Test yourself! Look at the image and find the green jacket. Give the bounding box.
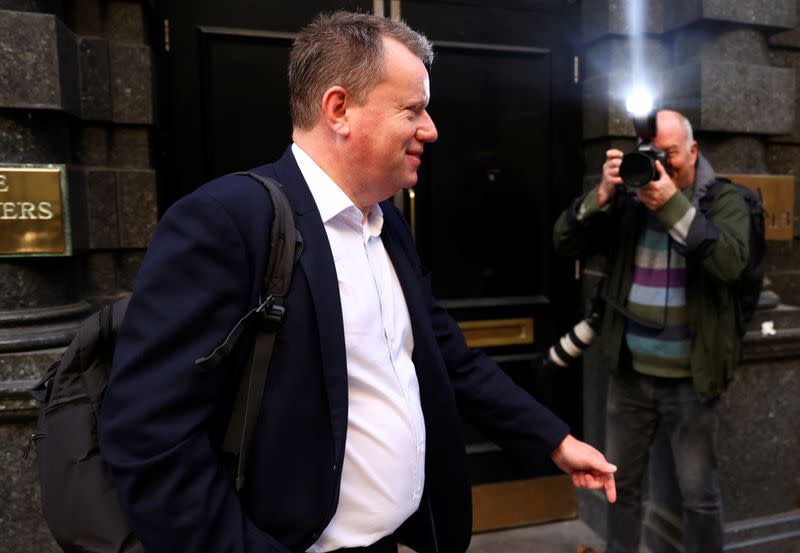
[552,155,750,400]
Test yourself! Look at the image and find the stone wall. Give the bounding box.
[0,2,157,551]
[577,1,800,551]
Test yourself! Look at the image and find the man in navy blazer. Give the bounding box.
[99,11,616,553]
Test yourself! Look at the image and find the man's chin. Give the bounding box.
[382,180,417,203]
[398,175,419,190]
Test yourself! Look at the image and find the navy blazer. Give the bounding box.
[99,147,570,553]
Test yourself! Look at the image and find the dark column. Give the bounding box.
[0,2,157,551]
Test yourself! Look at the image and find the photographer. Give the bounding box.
[553,110,749,553]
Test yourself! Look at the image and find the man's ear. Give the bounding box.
[321,86,350,136]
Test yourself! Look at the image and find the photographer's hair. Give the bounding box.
[661,110,695,151]
[289,11,434,130]
[680,114,695,151]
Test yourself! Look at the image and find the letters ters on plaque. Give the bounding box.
[0,165,70,256]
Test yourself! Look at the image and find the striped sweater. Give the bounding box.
[625,209,691,377]
[580,187,697,378]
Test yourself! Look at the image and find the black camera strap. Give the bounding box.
[602,294,667,330]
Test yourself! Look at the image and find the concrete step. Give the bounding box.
[400,519,606,553]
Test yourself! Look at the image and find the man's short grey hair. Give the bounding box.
[289,11,434,130]
[658,110,696,151]
[679,113,695,151]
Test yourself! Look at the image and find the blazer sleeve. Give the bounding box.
[428,292,570,466]
[379,202,569,465]
[98,186,291,553]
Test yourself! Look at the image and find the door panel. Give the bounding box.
[198,28,294,178]
[421,44,552,298]
[163,0,371,205]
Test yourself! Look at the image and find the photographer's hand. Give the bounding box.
[637,159,677,210]
[597,149,625,207]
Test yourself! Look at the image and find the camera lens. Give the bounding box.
[619,152,656,188]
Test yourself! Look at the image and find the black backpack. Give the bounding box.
[26,173,302,553]
[699,178,766,336]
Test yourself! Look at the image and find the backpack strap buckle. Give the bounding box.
[256,295,285,329]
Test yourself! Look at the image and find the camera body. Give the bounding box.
[618,110,672,189]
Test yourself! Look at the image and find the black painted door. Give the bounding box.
[157,0,584,526]
[158,0,372,207]
[398,0,583,490]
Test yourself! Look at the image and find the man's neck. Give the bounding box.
[292,132,373,217]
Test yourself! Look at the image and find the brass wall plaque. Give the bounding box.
[717,173,796,241]
[0,165,70,256]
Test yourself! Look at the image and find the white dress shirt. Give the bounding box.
[292,144,426,552]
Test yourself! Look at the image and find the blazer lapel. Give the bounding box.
[380,214,425,326]
[272,149,349,465]
[379,209,444,403]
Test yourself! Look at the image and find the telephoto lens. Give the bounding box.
[538,277,606,370]
[544,313,601,369]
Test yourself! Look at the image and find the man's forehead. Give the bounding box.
[656,115,686,144]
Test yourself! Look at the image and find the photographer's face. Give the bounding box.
[654,111,697,190]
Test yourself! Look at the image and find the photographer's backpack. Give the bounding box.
[26,173,301,553]
[699,178,766,336]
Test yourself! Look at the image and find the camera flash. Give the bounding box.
[625,88,654,116]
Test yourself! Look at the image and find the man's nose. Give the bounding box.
[417,110,438,143]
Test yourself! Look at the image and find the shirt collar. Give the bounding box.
[292,143,383,236]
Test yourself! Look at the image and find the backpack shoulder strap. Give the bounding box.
[223,172,302,490]
[81,296,132,410]
[99,296,131,368]
[698,178,727,213]
[242,172,304,299]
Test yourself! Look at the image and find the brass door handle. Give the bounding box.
[407,188,417,243]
